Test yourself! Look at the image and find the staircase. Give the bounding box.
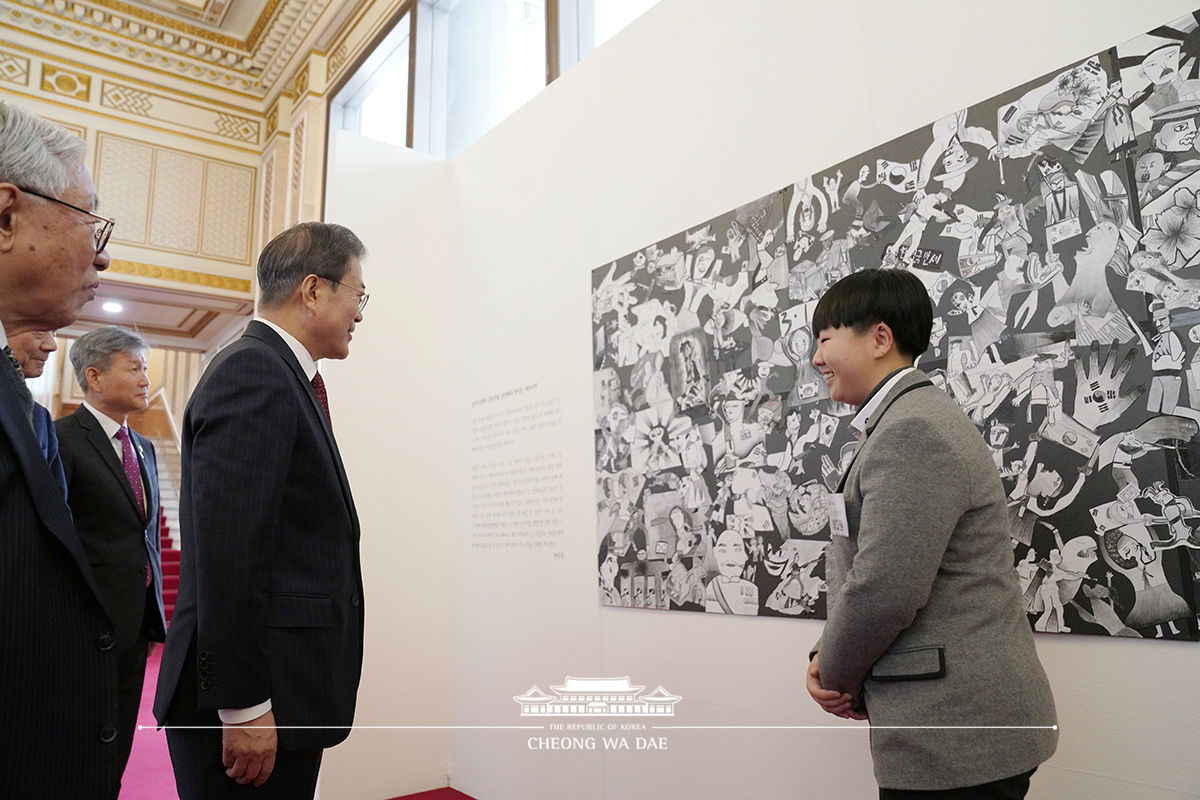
[155,437,183,625]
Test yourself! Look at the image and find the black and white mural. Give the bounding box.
[592,8,1200,640]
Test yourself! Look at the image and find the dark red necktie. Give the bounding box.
[117,426,152,588]
[115,427,146,519]
[311,372,331,425]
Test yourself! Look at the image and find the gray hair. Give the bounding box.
[71,326,149,390]
[257,222,366,309]
[0,100,88,197]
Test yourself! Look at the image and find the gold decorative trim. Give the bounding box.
[294,49,328,103]
[0,47,30,86]
[242,0,289,50]
[40,63,90,101]
[99,80,260,145]
[0,18,267,97]
[108,259,252,294]
[4,0,338,100]
[290,117,305,194]
[0,38,265,108]
[293,63,309,96]
[1,11,260,94]
[8,0,285,51]
[0,88,261,154]
[327,41,349,78]
[262,152,274,245]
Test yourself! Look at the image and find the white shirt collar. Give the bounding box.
[255,317,318,382]
[81,399,125,439]
[849,367,916,438]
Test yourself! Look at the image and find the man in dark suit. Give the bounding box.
[7,327,67,496]
[156,221,368,799]
[56,325,168,787]
[0,99,122,798]
[805,269,1057,798]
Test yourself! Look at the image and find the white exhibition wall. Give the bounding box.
[322,135,454,799]
[326,1,1200,798]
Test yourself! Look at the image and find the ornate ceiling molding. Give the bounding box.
[0,0,337,98]
[123,0,236,29]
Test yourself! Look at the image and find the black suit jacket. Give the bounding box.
[56,406,168,652]
[0,359,122,797]
[155,321,365,751]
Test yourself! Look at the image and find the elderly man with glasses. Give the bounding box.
[0,100,124,799]
[17,184,116,254]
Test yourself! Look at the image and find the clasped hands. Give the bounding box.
[806,654,867,721]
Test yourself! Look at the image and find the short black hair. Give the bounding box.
[257,222,366,309]
[811,269,933,360]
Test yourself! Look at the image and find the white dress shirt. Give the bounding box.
[849,367,916,439]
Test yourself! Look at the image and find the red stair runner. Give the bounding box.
[159,509,181,624]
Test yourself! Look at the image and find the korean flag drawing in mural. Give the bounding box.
[592,7,1200,640]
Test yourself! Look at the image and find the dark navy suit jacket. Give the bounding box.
[155,321,364,754]
[32,402,67,499]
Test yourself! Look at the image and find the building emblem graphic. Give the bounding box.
[514,677,681,717]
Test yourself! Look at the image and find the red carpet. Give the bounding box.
[118,649,477,800]
[119,646,178,800]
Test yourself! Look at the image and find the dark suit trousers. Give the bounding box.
[115,637,149,783]
[166,729,322,800]
[163,638,322,799]
[879,769,1035,800]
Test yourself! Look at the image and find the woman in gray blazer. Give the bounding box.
[805,269,1058,798]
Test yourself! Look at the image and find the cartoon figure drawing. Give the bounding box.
[591,8,1200,638]
[704,529,759,615]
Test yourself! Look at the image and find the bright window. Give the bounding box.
[417,0,547,158]
[329,0,660,158]
[558,0,660,73]
[329,12,411,149]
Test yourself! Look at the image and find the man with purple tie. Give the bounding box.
[55,325,167,792]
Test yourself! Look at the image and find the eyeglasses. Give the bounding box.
[16,186,115,254]
[323,277,370,314]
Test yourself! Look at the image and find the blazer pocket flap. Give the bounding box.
[268,593,333,628]
[869,645,945,682]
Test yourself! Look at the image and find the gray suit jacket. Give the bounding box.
[815,369,1057,790]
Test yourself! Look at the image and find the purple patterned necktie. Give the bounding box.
[311,372,331,425]
[117,427,153,588]
[115,427,146,519]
